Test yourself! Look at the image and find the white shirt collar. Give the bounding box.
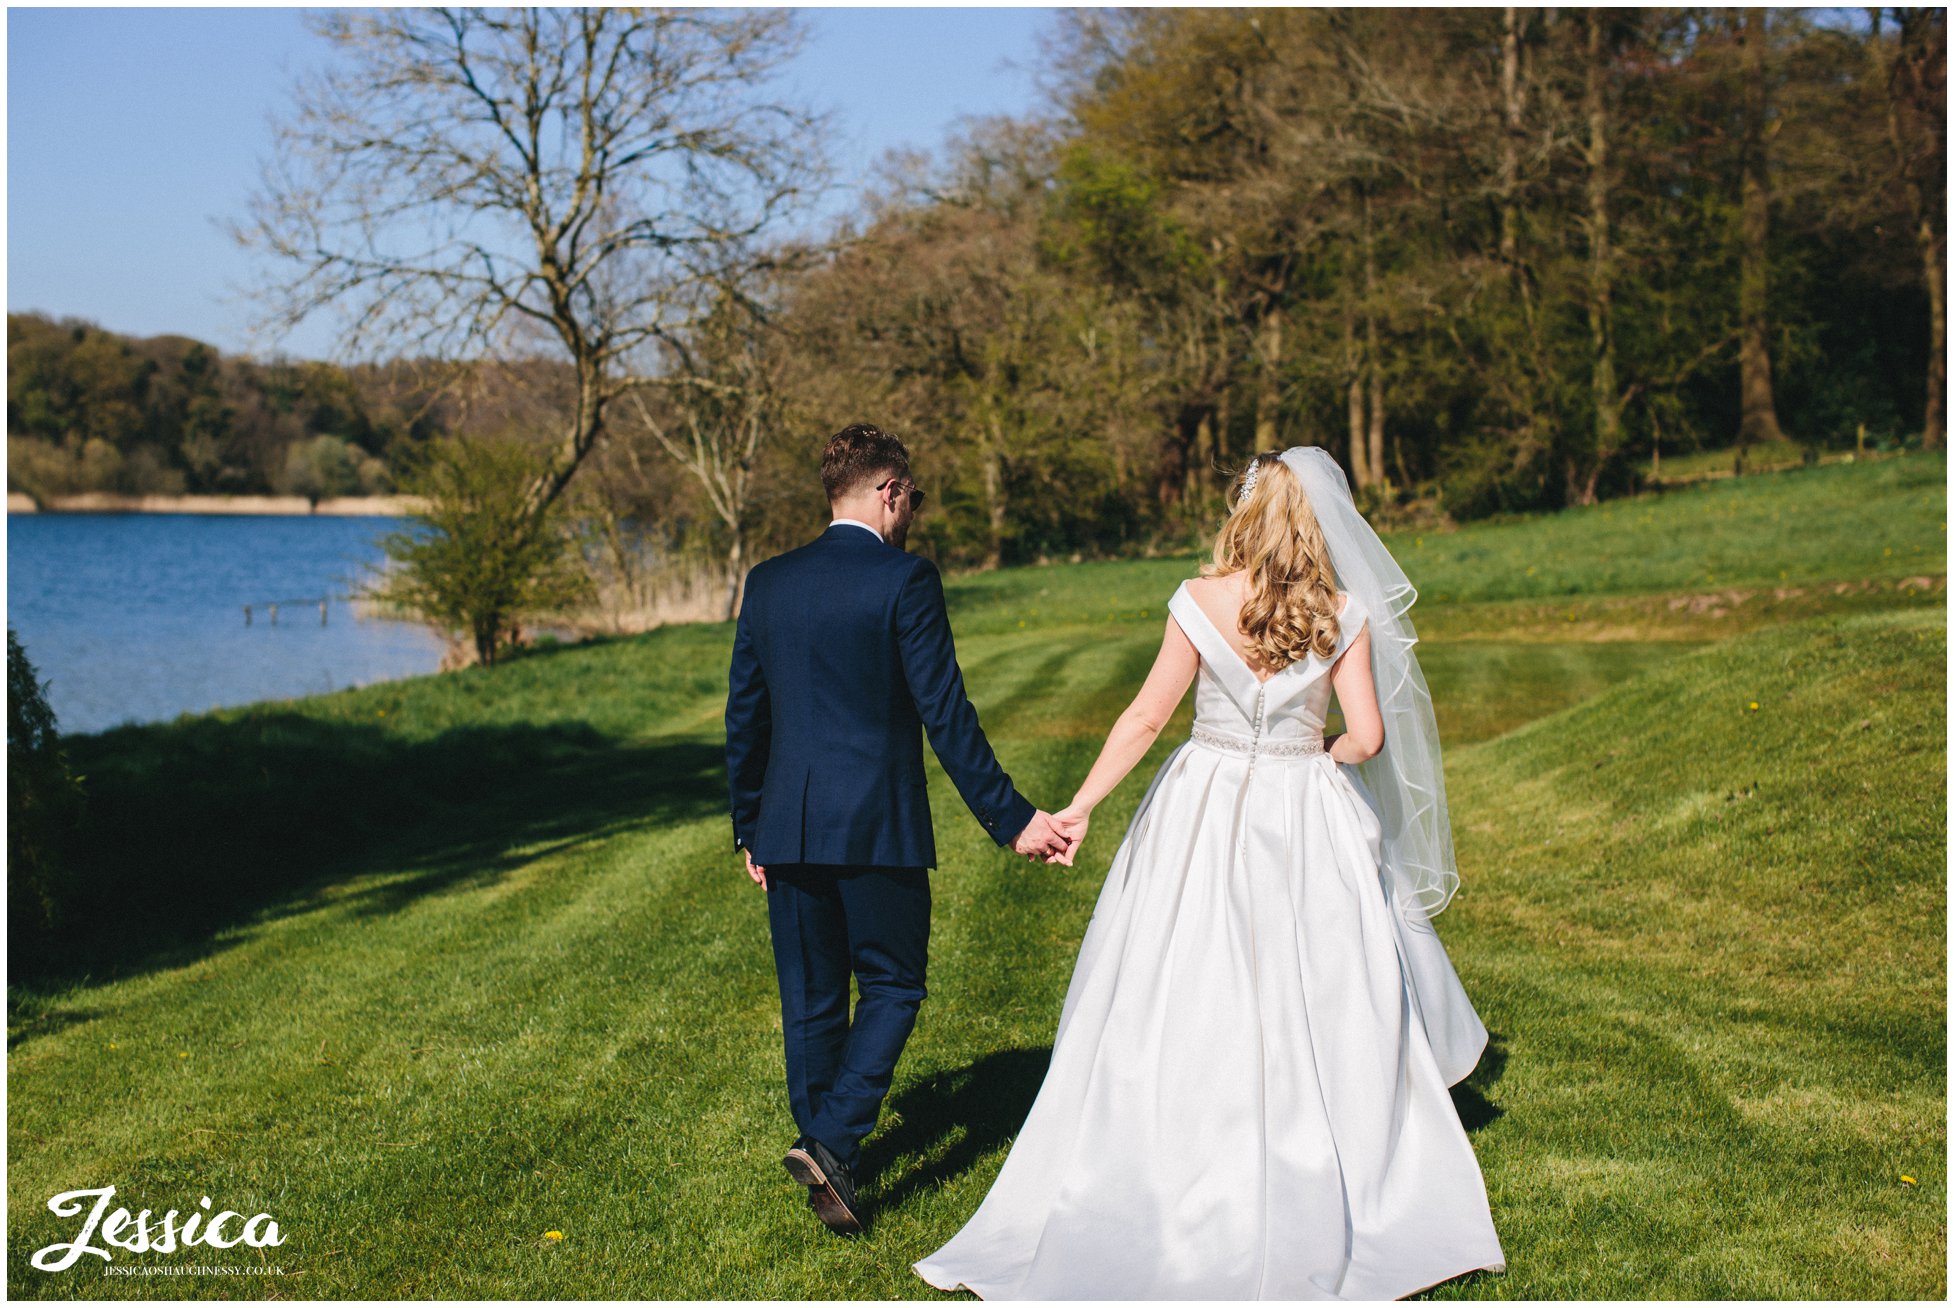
[830,517,884,542]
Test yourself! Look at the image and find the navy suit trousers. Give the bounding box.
[764,862,930,1171]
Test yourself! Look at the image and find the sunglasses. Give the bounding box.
[877,477,926,509]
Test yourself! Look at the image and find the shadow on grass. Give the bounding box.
[862,1046,1053,1223]
[10,709,725,1010]
[3,1002,112,1051]
[1452,1030,1510,1134]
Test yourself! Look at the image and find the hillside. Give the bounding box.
[6,452,1944,1299]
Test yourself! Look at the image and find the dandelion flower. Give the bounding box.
[544,1230,565,1241]
[178,1051,190,1058]
[1901,1175,1917,1186]
[1748,702,1759,711]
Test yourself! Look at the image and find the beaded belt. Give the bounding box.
[1189,723,1325,758]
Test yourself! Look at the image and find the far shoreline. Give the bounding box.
[8,491,427,516]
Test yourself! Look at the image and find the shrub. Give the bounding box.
[362,435,594,666]
[8,627,84,952]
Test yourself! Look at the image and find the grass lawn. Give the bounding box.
[7,452,1945,1299]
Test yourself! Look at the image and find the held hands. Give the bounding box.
[745,809,1087,881]
[1012,809,1080,866]
[1049,805,1090,864]
[1011,806,1090,867]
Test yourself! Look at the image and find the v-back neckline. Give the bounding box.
[1178,582,1351,685]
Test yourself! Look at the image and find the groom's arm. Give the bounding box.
[894,557,1036,847]
[725,596,772,853]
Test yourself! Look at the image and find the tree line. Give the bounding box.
[9,311,413,501]
[749,7,1944,568]
[3,312,607,503]
[13,10,1942,633]
[251,10,1944,592]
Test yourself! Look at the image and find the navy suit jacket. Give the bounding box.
[725,522,1036,868]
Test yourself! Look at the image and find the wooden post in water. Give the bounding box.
[243,597,330,625]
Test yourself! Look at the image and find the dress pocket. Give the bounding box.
[1325,758,1385,849]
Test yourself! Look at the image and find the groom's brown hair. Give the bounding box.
[821,424,912,503]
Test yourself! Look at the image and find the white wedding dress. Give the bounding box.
[913,582,1506,1300]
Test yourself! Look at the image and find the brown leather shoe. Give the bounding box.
[784,1135,864,1235]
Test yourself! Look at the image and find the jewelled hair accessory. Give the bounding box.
[1237,455,1265,504]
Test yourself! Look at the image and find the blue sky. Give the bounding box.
[7,6,1057,362]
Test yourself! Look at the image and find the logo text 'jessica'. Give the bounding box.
[30,1187,287,1272]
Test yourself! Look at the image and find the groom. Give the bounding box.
[725,424,1072,1235]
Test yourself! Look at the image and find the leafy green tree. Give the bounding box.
[1869,7,1947,448]
[364,436,594,668]
[279,434,366,501]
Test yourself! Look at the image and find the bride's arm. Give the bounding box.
[1326,625,1384,764]
[1051,616,1199,848]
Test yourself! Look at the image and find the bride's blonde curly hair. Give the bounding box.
[1200,452,1342,667]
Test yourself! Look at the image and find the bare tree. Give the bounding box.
[233,7,828,524]
[622,276,789,620]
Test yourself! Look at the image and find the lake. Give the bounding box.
[7,513,453,736]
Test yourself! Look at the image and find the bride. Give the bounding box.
[912,446,1506,1300]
